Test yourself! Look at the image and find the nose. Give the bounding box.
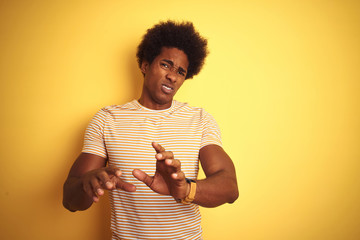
[166,71,177,83]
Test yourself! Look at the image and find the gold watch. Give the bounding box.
[180,178,197,204]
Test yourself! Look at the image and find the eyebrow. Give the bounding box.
[162,59,187,74]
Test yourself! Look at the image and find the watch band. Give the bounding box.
[181,178,197,204]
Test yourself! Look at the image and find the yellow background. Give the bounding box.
[1,0,359,239]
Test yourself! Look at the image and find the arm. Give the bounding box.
[63,153,136,212]
[193,144,238,207]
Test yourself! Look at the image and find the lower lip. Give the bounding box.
[161,85,174,94]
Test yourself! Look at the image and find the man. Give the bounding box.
[63,20,238,240]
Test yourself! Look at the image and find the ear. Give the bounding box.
[141,61,149,74]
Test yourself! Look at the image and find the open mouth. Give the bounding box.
[162,84,174,94]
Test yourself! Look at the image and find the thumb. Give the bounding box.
[132,169,153,187]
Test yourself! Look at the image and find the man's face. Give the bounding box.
[140,47,189,110]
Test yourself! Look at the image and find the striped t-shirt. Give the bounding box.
[82,100,222,240]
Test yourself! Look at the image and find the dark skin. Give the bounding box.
[63,47,238,211]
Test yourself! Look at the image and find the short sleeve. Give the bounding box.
[82,108,108,158]
[200,110,222,149]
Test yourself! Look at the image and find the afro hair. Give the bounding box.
[136,20,208,79]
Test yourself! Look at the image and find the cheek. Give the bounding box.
[146,70,163,83]
[144,73,157,85]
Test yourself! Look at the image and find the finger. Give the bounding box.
[132,169,154,188]
[90,177,104,197]
[105,166,122,178]
[83,180,95,199]
[84,178,101,202]
[170,171,188,199]
[152,142,165,153]
[171,170,185,181]
[156,151,174,161]
[96,171,114,190]
[165,158,181,172]
[115,179,136,192]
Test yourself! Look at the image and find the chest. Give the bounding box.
[103,112,202,177]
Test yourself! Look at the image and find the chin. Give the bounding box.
[156,96,173,105]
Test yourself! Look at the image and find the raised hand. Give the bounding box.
[132,142,189,200]
[81,166,136,202]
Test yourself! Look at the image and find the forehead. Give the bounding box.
[155,47,189,70]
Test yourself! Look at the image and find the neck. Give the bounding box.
[138,96,172,110]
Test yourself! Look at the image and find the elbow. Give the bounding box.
[228,188,239,204]
[62,195,91,212]
[63,182,76,212]
[227,182,239,204]
[62,199,77,212]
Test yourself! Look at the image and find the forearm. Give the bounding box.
[192,170,238,208]
[63,177,93,212]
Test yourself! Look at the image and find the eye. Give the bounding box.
[177,70,186,77]
[160,62,169,69]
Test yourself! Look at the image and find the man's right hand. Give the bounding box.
[81,166,136,202]
[63,153,136,211]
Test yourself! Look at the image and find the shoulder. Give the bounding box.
[87,100,140,125]
[94,100,141,116]
[172,100,206,115]
[172,100,216,120]
[101,100,140,112]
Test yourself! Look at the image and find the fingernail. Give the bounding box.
[97,189,104,195]
[106,182,113,188]
[157,153,162,159]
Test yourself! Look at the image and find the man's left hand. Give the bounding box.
[132,142,189,200]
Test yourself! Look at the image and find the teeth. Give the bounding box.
[163,85,172,90]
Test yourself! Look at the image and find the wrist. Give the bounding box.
[177,178,196,204]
